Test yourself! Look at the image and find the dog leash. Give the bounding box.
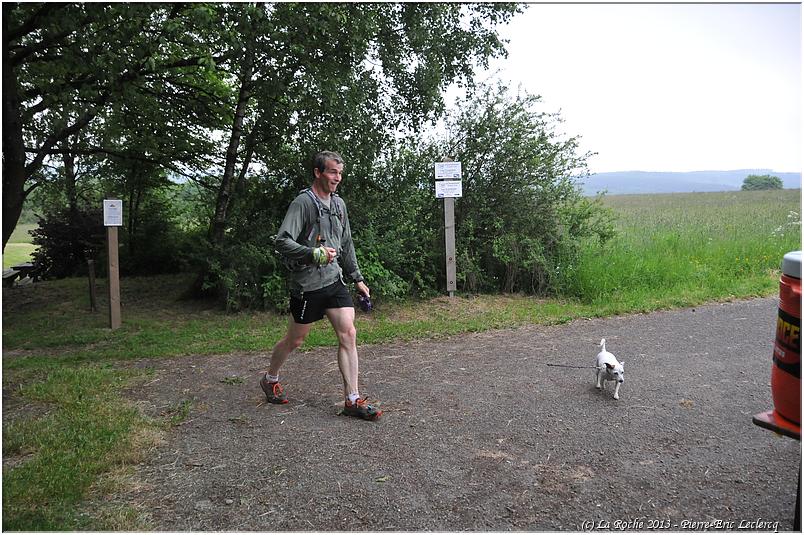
[546,364,602,369]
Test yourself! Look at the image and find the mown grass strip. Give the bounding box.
[0,275,784,371]
[4,222,37,268]
[2,366,153,531]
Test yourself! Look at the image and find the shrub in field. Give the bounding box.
[30,191,199,279]
[202,190,418,311]
[118,191,198,276]
[203,241,281,312]
[345,144,444,299]
[325,85,616,299]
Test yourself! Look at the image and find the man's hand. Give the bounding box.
[356,281,370,297]
[312,246,337,266]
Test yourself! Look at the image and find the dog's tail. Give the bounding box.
[599,338,606,351]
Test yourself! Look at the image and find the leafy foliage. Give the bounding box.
[29,185,201,279]
[204,242,280,313]
[3,3,232,246]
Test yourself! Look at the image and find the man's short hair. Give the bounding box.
[312,151,344,175]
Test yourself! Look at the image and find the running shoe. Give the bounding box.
[260,376,288,404]
[342,397,382,421]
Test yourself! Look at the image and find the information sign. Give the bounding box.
[435,180,463,198]
[103,200,123,226]
[434,161,462,180]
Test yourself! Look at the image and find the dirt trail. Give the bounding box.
[116,297,799,531]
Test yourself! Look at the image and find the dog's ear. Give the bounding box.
[619,361,625,367]
[605,363,614,369]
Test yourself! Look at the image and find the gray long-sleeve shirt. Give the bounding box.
[275,190,363,295]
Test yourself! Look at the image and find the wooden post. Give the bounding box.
[444,196,456,297]
[87,259,98,312]
[107,226,121,329]
[103,199,123,329]
[436,157,460,298]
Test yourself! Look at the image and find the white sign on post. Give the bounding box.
[435,180,463,198]
[434,161,462,180]
[103,200,123,226]
[434,161,463,198]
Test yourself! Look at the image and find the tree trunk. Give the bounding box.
[63,139,78,217]
[130,184,142,258]
[209,47,254,245]
[3,7,105,251]
[62,141,87,265]
[2,9,28,251]
[184,43,255,300]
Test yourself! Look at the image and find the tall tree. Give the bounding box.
[742,174,784,191]
[2,2,230,249]
[5,2,524,303]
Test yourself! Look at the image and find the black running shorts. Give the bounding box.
[290,281,353,324]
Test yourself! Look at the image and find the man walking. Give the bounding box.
[262,151,382,421]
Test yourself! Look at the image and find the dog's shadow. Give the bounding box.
[590,385,621,401]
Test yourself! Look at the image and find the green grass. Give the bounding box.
[563,189,800,307]
[2,278,588,368]
[2,189,801,530]
[2,366,155,530]
[3,223,37,268]
[3,243,37,269]
[9,223,36,243]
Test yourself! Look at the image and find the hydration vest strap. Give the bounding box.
[302,188,343,223]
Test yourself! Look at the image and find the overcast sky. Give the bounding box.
[458,3,802,174]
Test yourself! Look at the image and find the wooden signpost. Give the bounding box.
[434,159,462,297]
[103,200,123,329]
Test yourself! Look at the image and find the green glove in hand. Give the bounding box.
[312,246,329,266]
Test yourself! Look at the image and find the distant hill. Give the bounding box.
[580,170,801,195]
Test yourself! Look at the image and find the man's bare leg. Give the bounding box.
[324,307,359,400]
[268,317,313,377]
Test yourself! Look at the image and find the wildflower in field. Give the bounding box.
[770,210,801,238]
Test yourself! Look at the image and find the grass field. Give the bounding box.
[563,189,801,308]
[3,223,36,269]
[2,189,801,530]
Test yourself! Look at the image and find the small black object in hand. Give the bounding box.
[357,294,372,312]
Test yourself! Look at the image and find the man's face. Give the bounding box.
[314,160,343,195]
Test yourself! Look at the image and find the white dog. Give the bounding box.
[595,338,625,400]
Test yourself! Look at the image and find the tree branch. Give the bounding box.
[5,3,64,43]
[10,26,80,66]
[26,145,222,177]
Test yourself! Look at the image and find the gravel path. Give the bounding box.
[117,297,800,531]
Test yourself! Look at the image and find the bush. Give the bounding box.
[30,208,106,279]
[428,85,614,295]
[204,241,282,312]
[118,193,197,276]
[354,245,410,301]
[29,189,201,280]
